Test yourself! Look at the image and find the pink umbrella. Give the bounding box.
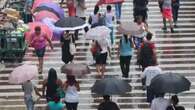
[9,64,38,84]
[25,22,53,45]
[34,10,59,22]
[97,0,124,5]
[32,0,52,11]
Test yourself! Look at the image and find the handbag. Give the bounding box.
[32,87,39,102]
[69,37,76,55]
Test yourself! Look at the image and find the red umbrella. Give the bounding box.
[97,0,124,5]
[34,10,60,22]
[25,22,53,45]
[32,0,52,11]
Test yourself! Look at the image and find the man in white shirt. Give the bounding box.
[151,93,170,110]
[74,0,88,40]
[142,65,162,103]
[105,5,115,46]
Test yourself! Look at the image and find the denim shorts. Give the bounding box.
[35,48,45,58]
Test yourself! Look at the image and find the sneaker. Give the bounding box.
[116,21,121,24]
[174,24,178,28]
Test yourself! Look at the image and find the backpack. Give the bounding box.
[138,42,155,66]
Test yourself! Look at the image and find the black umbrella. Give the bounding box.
[54,17,88,31]
[91,78,132,95]
[34,6,61,18]
[149,72,191,94]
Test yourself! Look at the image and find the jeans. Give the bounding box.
[24,96,34,110]
[108,27,114,45]
[65,102,78,110]
[115,3,122,20]
[172,5,179,23]
[120,56,132,77]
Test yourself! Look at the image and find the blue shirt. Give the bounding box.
[120,37,133,56]
[48,101,64,110]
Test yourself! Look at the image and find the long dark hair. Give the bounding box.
[66,75,77,86]
[123,34,128,43]
[94,5,99,15]
[47,68,58,91]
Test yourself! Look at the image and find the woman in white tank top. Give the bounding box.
[64,75,80,110]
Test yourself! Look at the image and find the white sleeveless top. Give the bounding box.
[65,85,79,103]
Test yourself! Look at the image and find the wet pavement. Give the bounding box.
[0,0,195,110]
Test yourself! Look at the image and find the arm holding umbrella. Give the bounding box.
[63,80,80,91]
[34,86,42,97]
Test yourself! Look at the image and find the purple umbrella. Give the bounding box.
[41,18,64,40]
[39,3,65,19]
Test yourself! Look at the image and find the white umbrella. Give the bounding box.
[85,26,111,41]
[9,64,38,84]
[117,22,145,35]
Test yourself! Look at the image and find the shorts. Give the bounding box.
[162,8,173,20]
[35,48,45,58]
[96,52,107,65]
[133,36,143,49]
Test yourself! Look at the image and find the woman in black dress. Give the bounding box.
[60,31,75,64]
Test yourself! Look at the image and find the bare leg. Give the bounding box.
[169,19,174,33]
[38,57,43,74]
[96,64,101,76]
[101,64,106,78]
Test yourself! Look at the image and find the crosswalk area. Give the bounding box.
[0,0,195,110]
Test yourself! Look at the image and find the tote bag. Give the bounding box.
[69,37,76,55]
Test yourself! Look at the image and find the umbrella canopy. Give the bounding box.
[61,63,91,76]
[91,78,131,95]
[32,0,52,10]
[85,26,111,41]
[39,3,65,19]
[25,22,53,44]
[9,64,38,84]
[149,72,191,94]
[41,18,64,40]
[97,0,124,5]
[117,22,144,35]
[34,10,60,22]
[34,6,61,18]
[55,17,88,31]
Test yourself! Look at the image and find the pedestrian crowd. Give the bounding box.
[2,0,189,110]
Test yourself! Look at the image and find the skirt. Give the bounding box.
[96,52,108,65]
